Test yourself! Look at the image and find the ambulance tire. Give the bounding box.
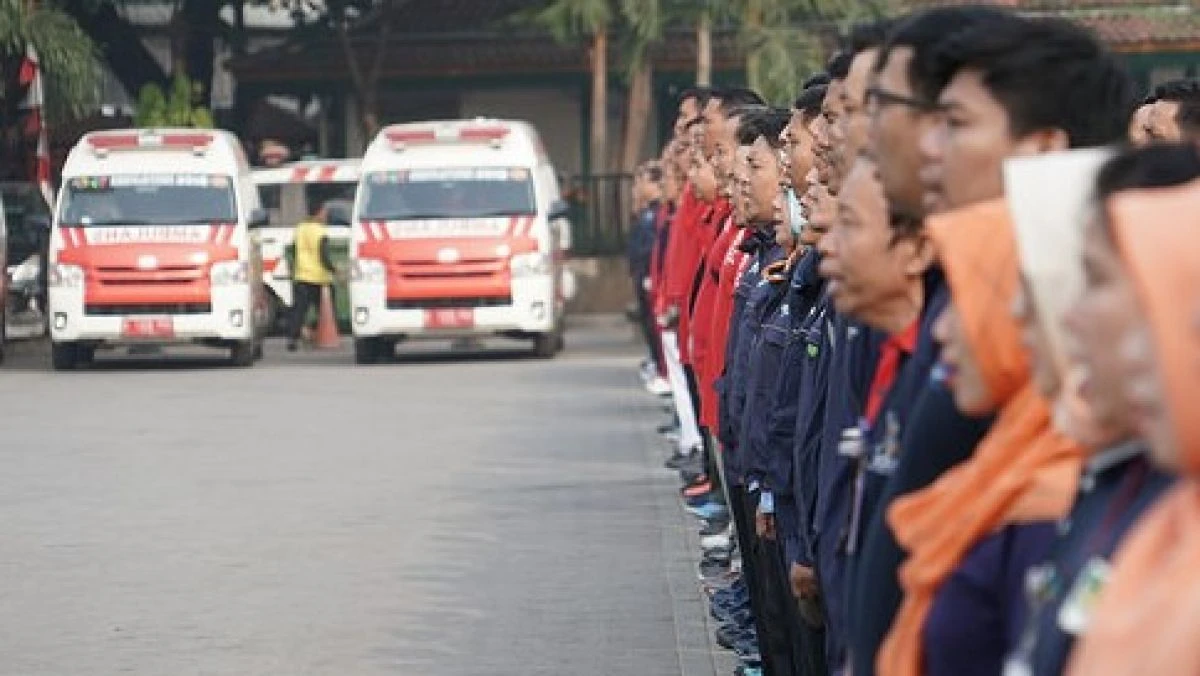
[76,345,95,366]
[229,340,256,367]
[51,342,78,371]
[354,337,385,365]
[532,332,558,359]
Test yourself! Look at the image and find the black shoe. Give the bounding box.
[703,550,733,569]
[697,557,731,580]
[286,340,298,352]
[664,450,694,470]
[700,518,731,537]
[715,623,750,650]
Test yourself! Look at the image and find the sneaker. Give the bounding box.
[684,500,728,521]
[286,340,298,352]
[677,452,707,477]
[699,518,731,537]
[682,477,712,499]
[715,623,753,650]
[644,375,671,396]
[664,449,696,470]
[700,531,732,551]
[697,556,731,581]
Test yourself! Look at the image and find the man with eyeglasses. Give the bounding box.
[843,9,1135,675]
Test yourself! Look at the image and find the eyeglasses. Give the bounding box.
[865,87,938,113]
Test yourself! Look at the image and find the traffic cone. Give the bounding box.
[315,285,340,349]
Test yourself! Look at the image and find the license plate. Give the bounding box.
[122,316,175,339]
[424,308,474,329]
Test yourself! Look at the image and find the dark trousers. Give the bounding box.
[289,281,329,341]
[634,280,664,372]
[730,483,786,676]
[777,499,829,676]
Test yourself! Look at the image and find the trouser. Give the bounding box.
[777,498,829,676]
[634,280,665,374]
[730,483,780,675]
[289,281,330,341]
[661,330,703,454]
[750,498,800,676]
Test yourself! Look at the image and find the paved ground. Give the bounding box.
[0,318,728,676]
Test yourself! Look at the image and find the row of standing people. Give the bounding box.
[626,7,1200,676]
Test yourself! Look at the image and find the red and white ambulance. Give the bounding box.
[252,159,359,333]
[349,119,572,363]
[48,129,268,369]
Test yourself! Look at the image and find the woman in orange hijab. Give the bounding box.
[1066,174,1200,673]
[875,196,1084,676]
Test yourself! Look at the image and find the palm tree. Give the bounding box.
[0,0,101,122]
[533,0,614,178]
[734,0,886,104]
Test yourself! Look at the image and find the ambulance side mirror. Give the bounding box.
[325,205,351,227]
[548,199,570,222]
[248,208,270,229]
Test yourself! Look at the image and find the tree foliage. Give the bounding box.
[134,71,214,128]
[0,0,101,120]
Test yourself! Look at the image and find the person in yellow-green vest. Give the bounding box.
[288,205,338,351]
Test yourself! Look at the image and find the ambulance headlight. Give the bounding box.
[211,260,250,286]
[351,258,386,284]
[48,263,84,288]
[510,252,550,277]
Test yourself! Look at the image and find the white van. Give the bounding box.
[252,159,359,333]
[48,128,268,369]
[349,119,571,363]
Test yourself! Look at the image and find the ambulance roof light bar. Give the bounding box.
[385,124,510,151]
[88,131,214,158]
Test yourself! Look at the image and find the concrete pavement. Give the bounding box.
[0,318,729,676]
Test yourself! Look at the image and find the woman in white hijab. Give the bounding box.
[1002,148,1176,676]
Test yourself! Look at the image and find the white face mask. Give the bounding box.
[786,187,806,237]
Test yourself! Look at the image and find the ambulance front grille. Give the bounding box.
[387,297,511,310]
[85,303,212,316]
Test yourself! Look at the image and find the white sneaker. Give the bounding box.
[701,531,732,552]
[644,376,672,396]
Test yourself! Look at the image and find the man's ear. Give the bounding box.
[1014,128,1070,155]
[904,232,937,277]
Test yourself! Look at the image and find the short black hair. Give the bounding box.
[736,109,791,148]
[1153,79,1200,136]
[1149,78,1200,104]
[846,19,897,56]
[1097,143,1200,202]
[1095,143,1200,238]
[827,52,852,80]
[802,73,831,89]
[720,87,767,113]
[1179,102,1200,137]
[679,87,714,111]
[794,85,827,120]
[930,17,1135,148]
[876,6,1020,103]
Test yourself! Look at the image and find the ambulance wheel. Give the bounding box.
[51,341,78,371]
[76,345,95,366]
[532,332,558,359]
[229,340,256,367]
[354,337,384,365]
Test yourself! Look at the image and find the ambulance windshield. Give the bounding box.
[359,167,535,220]
[59,174,238,226]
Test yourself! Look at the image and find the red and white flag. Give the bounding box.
[19,43,54,209]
